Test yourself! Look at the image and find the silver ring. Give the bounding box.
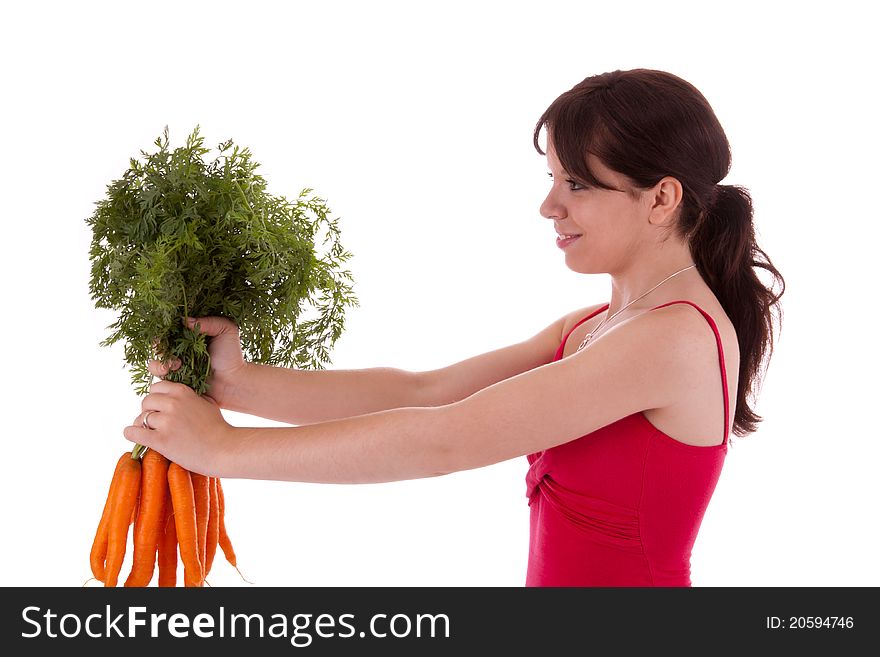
[142,410,157,430]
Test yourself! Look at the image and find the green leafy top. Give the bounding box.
[87,125,358,396]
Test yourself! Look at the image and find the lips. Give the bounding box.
[556,234,582,249]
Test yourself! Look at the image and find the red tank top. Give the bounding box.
[525,300,729,586]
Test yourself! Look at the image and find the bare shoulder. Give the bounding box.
[646,298,739,361]
[626,299,740,446]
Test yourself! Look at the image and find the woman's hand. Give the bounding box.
[149,316,247,409]
[123,380,235,476]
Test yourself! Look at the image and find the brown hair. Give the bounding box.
[534,69,785,438]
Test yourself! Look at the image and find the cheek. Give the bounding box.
[572,211,638,259]
[570,196,640,238]
[571,210,614,240]
[595,202,641,237]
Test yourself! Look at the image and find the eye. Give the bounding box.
[548,172,589,191]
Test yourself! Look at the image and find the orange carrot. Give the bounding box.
[125,450,169,587]
[204,477,220,577]
[216,478,237,568]
[89,452,131,582]
[157,480,178,587]
[191,473,210,583]
[167,463,202,587]
[103,454,142,587]
[90,452,129,582]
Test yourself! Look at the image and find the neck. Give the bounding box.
[606,245,697,316]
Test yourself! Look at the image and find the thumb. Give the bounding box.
[184,316,239,337]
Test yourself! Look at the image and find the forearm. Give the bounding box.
[221,362,433,425]
[219,406,454,483]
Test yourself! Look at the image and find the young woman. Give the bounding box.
[125,68,785,586]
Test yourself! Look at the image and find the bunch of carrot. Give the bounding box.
[89,448,239,587]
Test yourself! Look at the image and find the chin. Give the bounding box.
[565,260,603,276]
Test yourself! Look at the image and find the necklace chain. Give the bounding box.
[576,264,697,352]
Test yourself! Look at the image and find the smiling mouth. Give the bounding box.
[556,234,582,249]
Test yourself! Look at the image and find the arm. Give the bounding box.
[223,363,431,425]
[126,305,710,481]
[182,310,572,425]
[153,317,435,425]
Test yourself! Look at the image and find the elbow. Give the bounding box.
[413,369,465,408]
[408,404,482,478]
[426,469,453,479]
[427,442,461,478]
[427,418,476,477]
[411,369,442,407]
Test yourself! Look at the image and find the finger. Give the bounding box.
[185,316,239,337]
[147,358,182,377]
[136,408,168,430]
[147,360,170,377]
[148,380,195,397]
[141,392,175,414]
[124,423,164,452]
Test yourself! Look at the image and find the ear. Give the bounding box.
[647,176,684,227]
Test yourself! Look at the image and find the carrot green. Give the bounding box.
[86,125,358,398]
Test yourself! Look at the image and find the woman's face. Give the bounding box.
[540,140,649,275]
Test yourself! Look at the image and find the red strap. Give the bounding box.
[554,304,610,361]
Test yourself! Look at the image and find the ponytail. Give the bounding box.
[689,184,785,437]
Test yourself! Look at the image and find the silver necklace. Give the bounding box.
[576,264,697,352]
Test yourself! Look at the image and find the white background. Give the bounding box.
[1,0,877,587]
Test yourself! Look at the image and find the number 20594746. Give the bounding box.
[766,617,854,630]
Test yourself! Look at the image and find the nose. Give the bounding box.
[539,186,565,222]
